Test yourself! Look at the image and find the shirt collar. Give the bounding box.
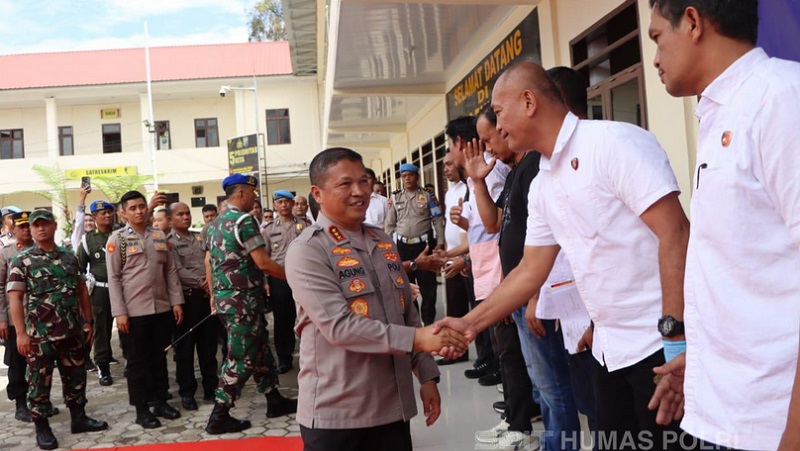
[696,47,766,117]
[540,112,579,171]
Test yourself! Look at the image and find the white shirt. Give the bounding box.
[443,180,467,252]
[364,192,389,228]
[525,112,680,371]
[681,48,800,450]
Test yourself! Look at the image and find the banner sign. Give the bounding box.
[227,134,259,175]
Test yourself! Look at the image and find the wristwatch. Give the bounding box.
[657,315,685,338]
[409,261,419,271]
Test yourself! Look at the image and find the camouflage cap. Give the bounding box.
[29,209,56,223]
[11,211,31,226]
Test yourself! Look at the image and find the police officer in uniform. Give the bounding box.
[168,201,218,410]
[76,200,116,386]
[286,148,468,451]
[7,209,108,450]
[261,189,305,373]
[385,163,445,325]
[107,190,185,429]
[204,174,297,435]
[0,205,21,247]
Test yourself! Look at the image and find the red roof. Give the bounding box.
[0,42,293,90]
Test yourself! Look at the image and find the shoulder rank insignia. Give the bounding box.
[328,225,346,243]
[383,251,399,262]
[336,256,360,267]
[332,246,352,255]
[377,242,393,250]
[349,278,366,293]
[106,242,116,253]
[349,298,369,317]
[395,276,404,285]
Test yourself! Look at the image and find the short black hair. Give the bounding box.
[308,191,320,221]
[201,204,217,213]
[476,104,497,126]
[225,183,254,198]
[365,168,377,179]
[649,0,757,44]
[263,208,273,214]
[252,200,262,209]
[309,147,364,187]
[153,207,171,217]
[120,190,146,209]
[546,67,588,118]
[445,116,479,144]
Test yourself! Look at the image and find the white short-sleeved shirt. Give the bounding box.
[525,112,680,371]
[444,181,468,252]
[681,48,800,450]
[364,192,389,228]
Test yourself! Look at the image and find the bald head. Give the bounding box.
[495,60,565,108]
[170,202,192,232]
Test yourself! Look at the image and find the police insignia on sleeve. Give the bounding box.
[383,252,399,262]
[106,243,116,253]
[349,278,366,293]
[349,298,369,317]
[331,246,352,255]
[336,256,360,267]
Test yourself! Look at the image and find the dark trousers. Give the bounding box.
[174,289,218,398]
[494,321,537,433]
[444,274,470,319]
[396,240,437,325]
[592,349,691,451]
[124,311,174,407]
[91,286,113,365]
[269,277,297,364]
[300,420,412,451]
[4,326,28,401]
[566,350,599,434]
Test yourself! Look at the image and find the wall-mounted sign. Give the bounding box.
[65,166,138,179]
[446,10,541,120]
[227,134,259,175]
[101,108,120,119]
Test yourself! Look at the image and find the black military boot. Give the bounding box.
[205,403,251,435]
[34,418,58,450]
[134,404,161,429]
[98,364,113,386]
[69,405,109,433]
[265,389,297,418]
[15,398,32,422]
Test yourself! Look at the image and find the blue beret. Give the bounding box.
[273,190,295,201]
[223,174,259,190]
[399,163,419,173]
[90,200,115,214]
[1,206,21,217]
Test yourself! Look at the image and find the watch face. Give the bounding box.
[658,320,672,336]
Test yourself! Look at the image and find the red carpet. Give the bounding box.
[75,436,304,451]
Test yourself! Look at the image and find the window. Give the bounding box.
[195,118,219,148]
[1,129,24,159]
[266,109,291,145]
[102,124,122,153]
[155,121,171,150]
[59,126,74,156]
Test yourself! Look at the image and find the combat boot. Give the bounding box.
[69,405,108,433]
[266,389,297,418]
[205,403,251,435]
[98,364,113,386]
[15,398,31,422]
[34,418,58,450]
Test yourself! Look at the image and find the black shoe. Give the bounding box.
[98,367,113,386]
[181,396,198,411]
[70,410,108,433]
[35,420,58,450]
[45,406,60,418]
[15,399,31,423]
[478,369,502,386]
[277,361,293,374]
[135,410,161,429]
[436,353,469,366]
[109,357,120,365]
[464,362,489,379]
[153,403,181,420]
[266,389,297,418]
[205,403,251,435]
[86,359,97,372]
[493,400,507,414]
[203,392,216,402]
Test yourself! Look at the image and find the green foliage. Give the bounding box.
[248,0,286,42]
[28,164,73,238]
[92,174,153,204]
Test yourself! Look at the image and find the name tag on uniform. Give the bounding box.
[154,242,167,251]
[127,246,142,255]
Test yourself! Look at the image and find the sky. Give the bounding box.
[0,0,255,55]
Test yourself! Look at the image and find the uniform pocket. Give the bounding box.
[564,186,600,238]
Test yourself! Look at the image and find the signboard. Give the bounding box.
[446,10,541,120]
[227,134,259,175]
[100,108,120,119]
[65,166,137,179]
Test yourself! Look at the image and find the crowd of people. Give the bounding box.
[1,2,799,451]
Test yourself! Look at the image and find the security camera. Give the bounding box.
[219,87,227,97]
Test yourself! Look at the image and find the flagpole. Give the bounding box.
[144,22,159,191]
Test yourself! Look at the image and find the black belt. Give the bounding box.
[183,288,209,298]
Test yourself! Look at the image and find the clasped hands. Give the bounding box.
[413,316,476,358]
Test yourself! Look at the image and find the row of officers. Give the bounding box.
[0,178,302,450]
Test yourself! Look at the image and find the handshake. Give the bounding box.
[413,317,476,359]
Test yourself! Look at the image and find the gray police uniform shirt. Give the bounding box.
[385,188,444,241]
[167,230,207,290]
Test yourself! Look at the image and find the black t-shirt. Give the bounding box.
[496,152,541,276]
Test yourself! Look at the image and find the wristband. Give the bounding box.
[662,339,686,362]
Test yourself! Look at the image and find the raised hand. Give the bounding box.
[449,198,464,225]
[464,138,496,182]
[415,244,447,272]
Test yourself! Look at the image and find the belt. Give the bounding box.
[183,288,209,298]
[398,234,429,245]
[94,281,109,288]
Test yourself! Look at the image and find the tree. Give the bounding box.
[29,164,74,239]
[248,0,287,42]
[92,174,153,204]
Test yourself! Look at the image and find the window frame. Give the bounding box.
[194,118,219,148]
[0,128,25,160]
[59,126,74,156]
[102,123,122,154]
[265,108,291,145]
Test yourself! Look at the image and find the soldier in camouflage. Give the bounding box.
[203,173,297,435]
[6,209,108,450]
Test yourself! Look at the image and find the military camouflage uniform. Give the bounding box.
[205,205,278,406]
[0,240,33,405]
[6,245,88,421]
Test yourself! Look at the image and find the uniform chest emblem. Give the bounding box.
[336,256,360,267]
[273,242,280,249]
[127,246,141,255]
[94,252,101,259]
[349,298,369,317]
[152,232,162,239]
[376,242,393,250]
[399,292,406,309]
[395,276,404,285]
[154,242,167,251]
[296,223,304,232]
[106,243,116,253]
[571,158,579,170]
[349,278,366,293]
[328,226,346,243]
[721,131,733,147]
[383,252,399,262]
[331,246,352,255]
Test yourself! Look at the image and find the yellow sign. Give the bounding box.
[65,166,138,179]
[101,108,120,119]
